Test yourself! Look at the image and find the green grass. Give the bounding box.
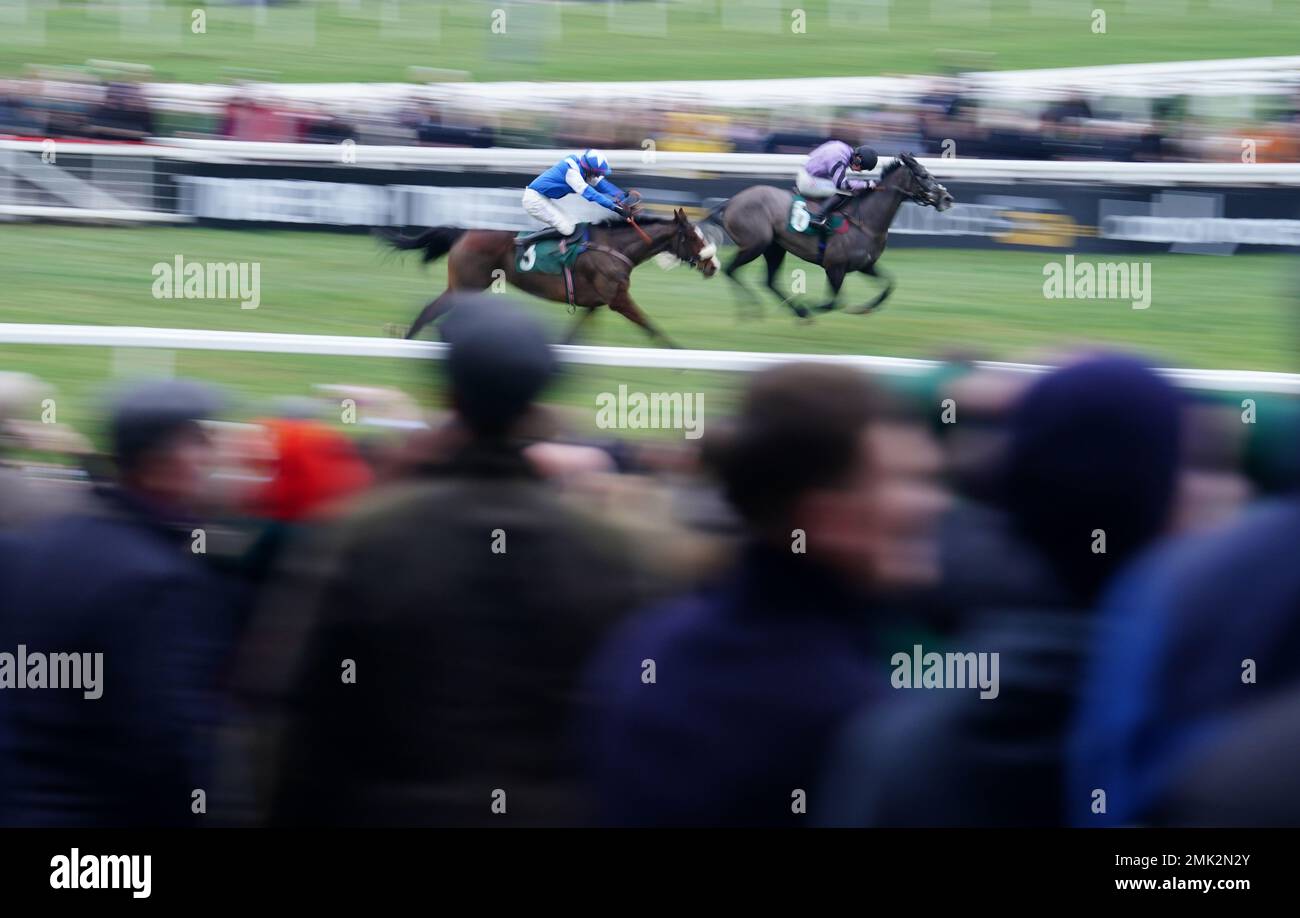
[0,223,1296,436]
[4,0,1299,84]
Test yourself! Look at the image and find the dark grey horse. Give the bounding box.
[714,152,954,318]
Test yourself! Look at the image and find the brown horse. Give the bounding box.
[379,209,719,347]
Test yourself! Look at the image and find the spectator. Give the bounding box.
[816,355,1184,826]
[245,295,651,826]
[87,81,155,141]
[581,363,896,826]
[248,417,373,522]
[0,80,44,136]
[0,372,90,529]
[0,380,238,826]
[1152,684,1300,826]
[1067,485,1300,826]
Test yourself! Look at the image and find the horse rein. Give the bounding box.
[593,219,711,272]
[627,217,654,244]
[584,243,634,269]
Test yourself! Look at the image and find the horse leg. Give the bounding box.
[405,289,458,340]
[811,263,848,313]
[761,244,810,321]
[723,242,768,320]
[609,288,680,349]
[848,262,895,314]
[562,306,598,344]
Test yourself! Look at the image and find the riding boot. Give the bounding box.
[808,193,850,228]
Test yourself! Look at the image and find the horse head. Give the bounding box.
[670,208,720,277]
[888,152,954,212]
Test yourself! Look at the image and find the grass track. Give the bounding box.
[0,223,1295,434]
[4,0,1299,84]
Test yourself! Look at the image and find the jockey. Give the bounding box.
[520,149,632,244]
[797,141,878,227]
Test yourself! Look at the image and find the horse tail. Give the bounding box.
[703,198,730,225]
[375,226,466,265]
[699,198,733,247]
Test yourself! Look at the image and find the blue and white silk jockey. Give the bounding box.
[520,149,632,243]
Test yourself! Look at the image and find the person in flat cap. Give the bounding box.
[107,378,225,520]
[0,378,240,827]
[439,294,558,440]
[249,295,651,827]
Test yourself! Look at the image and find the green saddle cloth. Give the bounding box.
[787,195,845,234]
[513,228,588,274]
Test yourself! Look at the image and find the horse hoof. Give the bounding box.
[383,322,407,338]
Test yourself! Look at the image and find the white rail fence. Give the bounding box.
[2,324,1297,395]
[5,140,1299,224]
[6,139,1300,184]
[103,55,1300,113]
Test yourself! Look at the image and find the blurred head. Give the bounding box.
[109,379,224,510]
[850,145,878,172]
[718,363,887,586]
[441,294,556,439]
[251,418,373,522]
[1003,354,1183,600]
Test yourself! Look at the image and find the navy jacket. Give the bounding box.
[581,543,884,826]
[0,489,238,826]
[816,607,1093,826]
[1068,499,1300,826]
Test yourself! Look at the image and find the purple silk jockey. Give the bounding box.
[797,141,879,227]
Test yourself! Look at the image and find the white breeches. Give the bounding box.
[522,187,576,235]
[796,169,839,199]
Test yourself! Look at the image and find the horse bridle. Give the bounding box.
[672,224,714,270]
[895,157,946,207]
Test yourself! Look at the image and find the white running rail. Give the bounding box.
[1,324,1296,394]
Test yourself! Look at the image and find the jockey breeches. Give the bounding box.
[796,169,840,199]
[522,187,576,235]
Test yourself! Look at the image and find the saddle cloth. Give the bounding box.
[514,226,589,273]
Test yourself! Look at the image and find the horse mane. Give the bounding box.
[881,157,908,178]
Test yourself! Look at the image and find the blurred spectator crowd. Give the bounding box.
[4,76,1300,162]
[1,293,1300,827]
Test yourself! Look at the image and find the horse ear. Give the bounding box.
[674,208,687,222]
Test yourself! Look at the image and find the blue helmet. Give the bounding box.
[580,148,610,176]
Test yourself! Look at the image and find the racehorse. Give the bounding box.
[712,152,954,318]
[378,208,719,347]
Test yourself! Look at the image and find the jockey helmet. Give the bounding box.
[580,149,610,176]
[851,145,879,171]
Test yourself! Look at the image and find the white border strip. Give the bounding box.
[1,324,1295,394]
[123,55,1300,113]
[3,140,1299,185]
